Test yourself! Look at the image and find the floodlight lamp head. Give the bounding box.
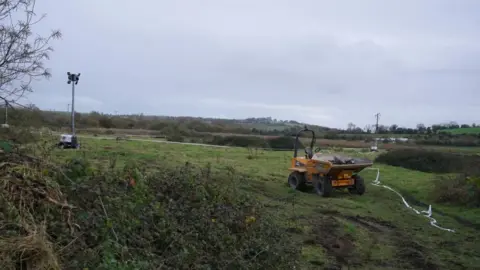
[67,72,71,76]
[67,80,71,84]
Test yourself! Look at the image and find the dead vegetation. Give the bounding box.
[431,174,480,207]
[0,151,301,269]
[0,153,71,270]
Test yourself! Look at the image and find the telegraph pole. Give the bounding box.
[371,113,381,151]
[374,113,381,134]
[67,72,81,135]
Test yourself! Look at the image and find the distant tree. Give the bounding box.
[25,103,39,110]
[0,0,61,104]
[460,124,470,128]
[98,116,115,129]
[448,121,459,129]
[431,124,442,133]
[389,124,398,133]
[353,127,363,134]
[364,124,372,133]
[416,123,426,133]
[347,122,356,131]
[395,127,405,134]
[376,125,389,134]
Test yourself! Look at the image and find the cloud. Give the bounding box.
[199,97,335,120]
[24,0,480,128]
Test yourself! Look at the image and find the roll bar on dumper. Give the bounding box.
[287,126,373,197]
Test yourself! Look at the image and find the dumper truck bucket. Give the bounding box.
[312,154,373,175]
[328,162,373,175]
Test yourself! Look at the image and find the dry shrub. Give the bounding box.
[0,127,40,144]
[0,151,300,269]
[431,174,480,207]
[0,224,60,270]
[0,153,74,270]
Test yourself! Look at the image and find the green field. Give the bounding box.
[48,138,480,269]
[441,127,480,135]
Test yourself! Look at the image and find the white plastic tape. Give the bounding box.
[368,168,455,233]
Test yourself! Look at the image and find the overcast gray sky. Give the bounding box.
[27,0,480,129]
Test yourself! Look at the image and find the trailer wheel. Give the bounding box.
[314,176,332,197]
[288,171,306,191]
[349,175,366,195]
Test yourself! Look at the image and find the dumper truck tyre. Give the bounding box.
[349,175,366,195]
[288,171,306,191]
[314,176,332,197]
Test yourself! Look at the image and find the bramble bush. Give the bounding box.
[0,150,300,270]
[430,174,480,207]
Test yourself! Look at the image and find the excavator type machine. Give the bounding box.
[287,126,373,197]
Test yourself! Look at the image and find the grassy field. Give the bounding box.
[51,127,480,154]
[440,127,480,135]
[48,137,480,269]
[73,132,480,155]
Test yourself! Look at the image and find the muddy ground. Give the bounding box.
[288,209,442,270]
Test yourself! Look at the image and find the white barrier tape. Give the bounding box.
[367,168,455,233]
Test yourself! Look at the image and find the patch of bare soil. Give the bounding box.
[309,208,441,269]
[392,231,440,270]
[303,215,359,269]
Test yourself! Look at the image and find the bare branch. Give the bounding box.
[0,0,61,101]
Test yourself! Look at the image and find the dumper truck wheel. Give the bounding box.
[349,175,366,195]
[314,176,332,197]
[288,171,306,191]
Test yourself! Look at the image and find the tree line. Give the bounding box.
[344,122,477,135]
[3,105,479,147]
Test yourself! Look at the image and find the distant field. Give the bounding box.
[69,132,480,155]
[440,127,480,135]
[55,127,163,136]
[342,133,411,138]
[51,128,480,155]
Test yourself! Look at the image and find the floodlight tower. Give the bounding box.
[67,72,80,135]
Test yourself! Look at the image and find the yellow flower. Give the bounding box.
[245,216,256,224]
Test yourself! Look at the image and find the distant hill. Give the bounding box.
[1,105,335,136]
